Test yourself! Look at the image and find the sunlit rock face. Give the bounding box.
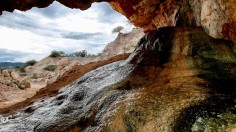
[0,0,236,42]
[110,0,236,42]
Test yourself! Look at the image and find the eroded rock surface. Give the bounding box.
[97,28,144,60]
[0,27,235,131]
[0,0,236,42]
[110,0,236,41]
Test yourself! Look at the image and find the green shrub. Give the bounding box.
[49,50,65,57]
[73,50,87,57]
[13,81,24,90]
[43,65,57,72]
[19,67,26,73]
[25,60,37,67]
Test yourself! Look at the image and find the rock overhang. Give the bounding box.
[0,0,236,43]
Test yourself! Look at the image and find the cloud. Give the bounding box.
[0,2,134,62]
[0,49,32,62]
[62,32,102,40]
[0,12,41,30]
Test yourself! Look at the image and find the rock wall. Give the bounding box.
[0,0,235,42]
[97,28,144,60]
[0,27,235,131]
[110,0,236,42]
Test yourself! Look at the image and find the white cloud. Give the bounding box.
[0,2,134,62]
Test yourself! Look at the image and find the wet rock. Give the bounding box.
[0,27,235,131]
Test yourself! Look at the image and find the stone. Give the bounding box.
[2,70,10,78]
[97,28,144,60]
[11,71,20,80]
[20,80,31,88]
[0,27,235,131]
[0,0,236,42]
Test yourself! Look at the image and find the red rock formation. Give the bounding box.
[110,0,236,42]
[0,0,236,41]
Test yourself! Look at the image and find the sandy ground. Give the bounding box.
[0,54,130,113]
[0,83,45,109]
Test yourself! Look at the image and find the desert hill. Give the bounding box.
[0,28,144,110]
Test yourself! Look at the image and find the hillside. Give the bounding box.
[0,28,144,111]
[97,28,144,60]
[0,27,235,131]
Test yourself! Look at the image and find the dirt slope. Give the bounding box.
[0,54,129,113]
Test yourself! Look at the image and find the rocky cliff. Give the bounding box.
[97,28,144,60]
[0,0,236,42]
[0,27,235,131]
[0,0,236,131]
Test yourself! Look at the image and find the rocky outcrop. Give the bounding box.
[110,0,236,41]
[97,28,144,60]
[20,80,31,89]
[0,0,236,131]
[0,0,236,42]
[0,27,235,131]
[24,57,96,87]
[1,70,10,78]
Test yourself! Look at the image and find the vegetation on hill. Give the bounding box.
[24,60,37,67]
[19,59,37,73]
[112,26,124,34]
[49,50,100,58]
[49,50,65,57]
[43,65,57,72]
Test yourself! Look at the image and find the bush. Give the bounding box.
[19,67,26,73]
[13,81,24,90]
[49,50,65,57]
[25,60,37,67]
[43,65,57,72]
[112,26,124,34]
[73,50,87,57]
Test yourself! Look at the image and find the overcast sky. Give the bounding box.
[0,2,134,62]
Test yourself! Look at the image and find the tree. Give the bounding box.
[73,50,87,57]
[112,26,124,34]
[24,60,37,67]
[49,50,65,57]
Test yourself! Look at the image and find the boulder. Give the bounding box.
[20,80,31,88]
[11,71,20,80]
[2,70,10,78]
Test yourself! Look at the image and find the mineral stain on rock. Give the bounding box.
[0,27,235,131]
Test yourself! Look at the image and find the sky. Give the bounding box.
[0,2,134,62]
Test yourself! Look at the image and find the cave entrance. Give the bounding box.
[0,1,134,62]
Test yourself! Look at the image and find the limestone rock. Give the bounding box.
[11,71,20,80]
[1,0,235,42]
[20,80,31,88]
[110,0,236,41]
[57,57,70,71]
[97,28,144,60]
[2,70,10,78]
[0,27,235,131]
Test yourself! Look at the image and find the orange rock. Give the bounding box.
[0,0,236,42]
